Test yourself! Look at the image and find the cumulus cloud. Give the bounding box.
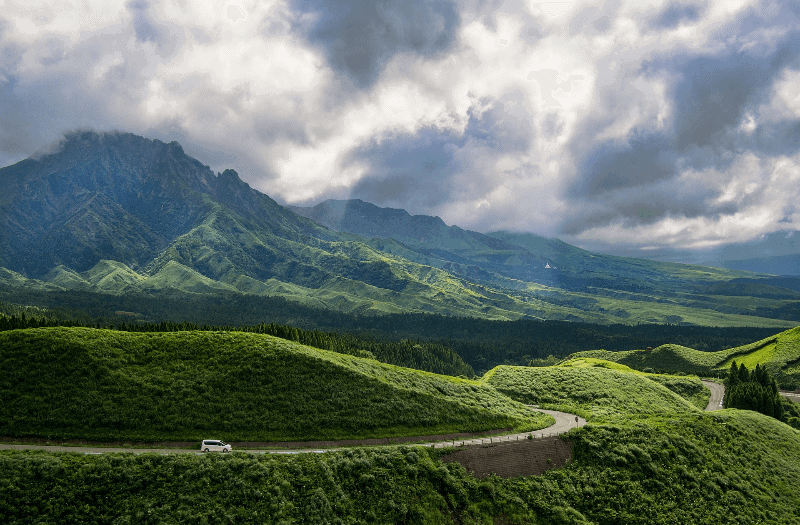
[2,0,800,259]
[290,0,461,88]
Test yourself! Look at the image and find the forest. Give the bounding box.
[0,289,781,374]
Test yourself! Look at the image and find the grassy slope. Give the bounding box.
[482,359,706,420]
[556,357,711,409]
[4,241,800,325]
[2,402,798,523]
[0,327,552,442]
[571,325,800,387]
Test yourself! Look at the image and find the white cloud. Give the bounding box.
[2,0,798,260]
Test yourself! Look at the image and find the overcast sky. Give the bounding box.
[2,0,800,260]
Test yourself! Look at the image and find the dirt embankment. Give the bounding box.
[442,436,573,478]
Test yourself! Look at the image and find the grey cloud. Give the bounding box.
[561,175,727,235]
[542,111,565,140]
[749,120,800,156]
[648,2,704,30]
[563,7,800,237]
[569,0,622,36]
[290,0,460,88]
[127,0,160,44]
[346,92,536,213]
[347,127,461,210]
[572,135,677,197]
[125,0,182,56]
[465,91,536,153]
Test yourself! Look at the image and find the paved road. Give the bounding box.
[702,380,725,411]
[0,409,585,455]
[781,392,800,403]
[430,409,586,449]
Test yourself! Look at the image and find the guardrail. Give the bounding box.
[431,431,566,449]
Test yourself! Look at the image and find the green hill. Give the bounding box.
[570,326,800,388]
[2,409,798,523]
[0,327,552,442]
[482,359,707,419]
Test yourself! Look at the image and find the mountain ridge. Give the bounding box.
[2,130,799,326]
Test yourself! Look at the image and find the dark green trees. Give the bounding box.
[724,362,784,420]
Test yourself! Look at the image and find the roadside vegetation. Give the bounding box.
[4,324,800,522]
[0,327,550,442]
[2,407,799,523]
[724,362,784,420]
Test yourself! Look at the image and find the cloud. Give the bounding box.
[648,2,704,30]
[2,0,800,259]
[561,1,800,252]
[290,0,461,88]
[343,89,537,218]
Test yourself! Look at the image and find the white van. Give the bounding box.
[200,440,232,453]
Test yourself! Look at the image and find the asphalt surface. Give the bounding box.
[0,409,586,455]
[781,392,800,403]
[702,380,725,411]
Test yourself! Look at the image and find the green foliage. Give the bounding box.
[2,410,799,524]
[482,361,703,420]
[0,327,551,442]
[1,289,785,373]
[724,362,784,420]
[0,304,475,377]
[570,326,800,389]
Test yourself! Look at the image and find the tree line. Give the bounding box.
[0,288,784,374]
[0,306,474,378]
[724,361,784,420]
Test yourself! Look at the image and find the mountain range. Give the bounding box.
[1,130,799,327]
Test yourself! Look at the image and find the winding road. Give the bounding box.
[0,381,728,456]
[702,380,725,411]
[0,409,585,455]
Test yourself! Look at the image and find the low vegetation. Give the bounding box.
[4,324,800,523]
[2,410,799,523]
[482,358,707,420]
[0,327,550,442]
[0,311,476,378]
[571,325,800,388]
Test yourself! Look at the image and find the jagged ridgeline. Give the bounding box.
[3,130,800,327]
[0,327,551,442]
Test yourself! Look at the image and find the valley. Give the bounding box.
[2,131,800,523]
[2,323,800,523]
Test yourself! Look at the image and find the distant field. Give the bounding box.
[0,327,552,442]
[569,326,800,388]
[482,358,707,420]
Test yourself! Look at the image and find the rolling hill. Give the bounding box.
[482,359,707,419]
[4,340,800,523]
[0,327,552,442]
[2,130,800,327]
[570,325,800,388]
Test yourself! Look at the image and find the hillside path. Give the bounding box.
[0,409,585,455]
[702,380,725,411]
[429,409,585,449]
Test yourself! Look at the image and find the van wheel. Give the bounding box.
[223,448,229,453]
[204,448,210,452]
